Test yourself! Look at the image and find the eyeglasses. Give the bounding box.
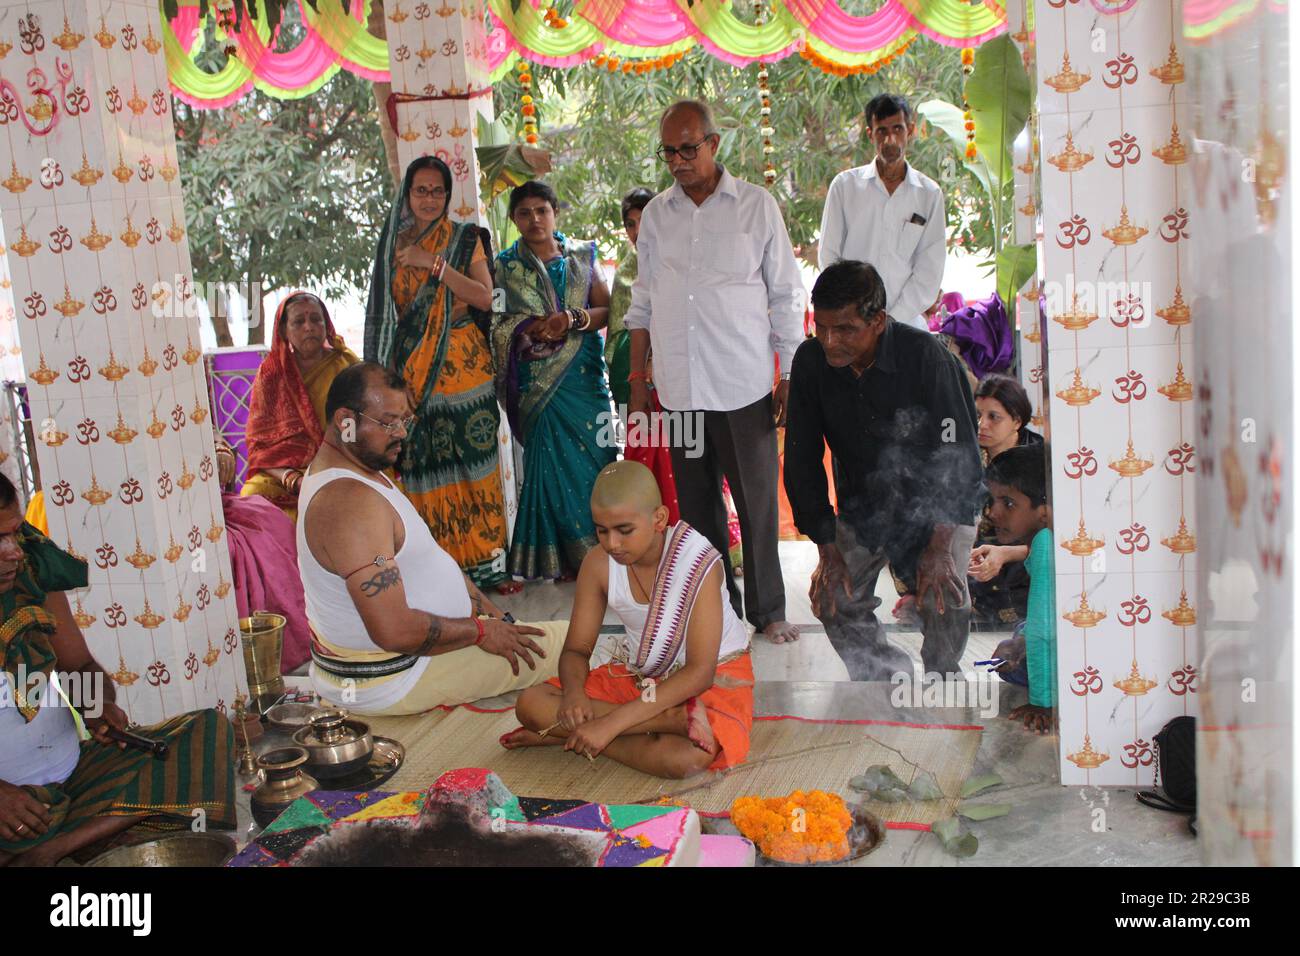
[411,186,447,199]
[655,136,717,162]
[356,411,416,435]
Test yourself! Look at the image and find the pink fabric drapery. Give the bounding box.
[222,492,312,675]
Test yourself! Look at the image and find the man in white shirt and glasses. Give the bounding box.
[819,93,946,331]
[625,99,805,645]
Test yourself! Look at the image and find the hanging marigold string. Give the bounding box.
[755,2,776,186]
[518,60,538,144]
[592,51,685,74]
[961,46,976,161]
[541,1,568,30]
[798,36,915,77]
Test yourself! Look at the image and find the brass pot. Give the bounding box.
[292,709,374,780]
[251,747,320,828]
[86,833,237,867]
[239,611,286,714]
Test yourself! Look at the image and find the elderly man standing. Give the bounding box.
[625,100,804,644]
[819,94,946,331]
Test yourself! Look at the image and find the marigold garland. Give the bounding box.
[754,2,776,185]
[591,50,685,74]
[730,790,853,864]
[541,1,568,30]
[797,35,915,78]
[518,59,538,144]
[961,46,976,161]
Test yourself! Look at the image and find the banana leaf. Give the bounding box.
[965,35,1032,191]
[916,99,995,203]
[996,242,1038,307]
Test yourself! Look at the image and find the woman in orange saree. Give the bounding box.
[242,293,359,520]
[365,156,512,590]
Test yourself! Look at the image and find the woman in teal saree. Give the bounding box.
[492,181,616,580]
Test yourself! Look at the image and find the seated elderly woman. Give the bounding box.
[242,292,360,519]
[0,474,235,866]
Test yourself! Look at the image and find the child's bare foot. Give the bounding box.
[1008,704,1054,735]
[499,726,561,749]
[762,620,800,644]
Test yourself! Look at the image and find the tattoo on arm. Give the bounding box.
[415,615,442,655]
[359,566,402,597]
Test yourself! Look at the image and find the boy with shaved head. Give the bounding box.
[505,461,753,778]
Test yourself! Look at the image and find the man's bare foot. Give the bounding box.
[762,620,800,644]
[499,726,561,749]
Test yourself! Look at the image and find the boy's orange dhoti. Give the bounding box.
[548,652,754,770]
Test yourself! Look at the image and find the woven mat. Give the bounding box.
[366,707,983,827]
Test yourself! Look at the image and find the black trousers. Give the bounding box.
[666,393,786,629]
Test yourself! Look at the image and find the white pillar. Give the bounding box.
[0,0,245,723]
[1034,0,1197,785]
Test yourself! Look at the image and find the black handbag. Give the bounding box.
[1136,716,1196,822]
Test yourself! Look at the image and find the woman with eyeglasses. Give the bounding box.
[243,291,360,521]
[365,156,515,593]
[490,180,617,581]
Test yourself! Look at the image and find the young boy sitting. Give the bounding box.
[503,461,753,778]
[983,445,1056,734]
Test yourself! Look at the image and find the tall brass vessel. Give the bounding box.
[239,611,286,714]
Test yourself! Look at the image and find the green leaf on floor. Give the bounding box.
[957,802,1012,821]
[960,773,1004,798]
[932,816,980,857]
[849,765,908,795]
[872,788,911,803]
[907,770,945,801]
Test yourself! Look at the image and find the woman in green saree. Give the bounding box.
[492,181,616,580]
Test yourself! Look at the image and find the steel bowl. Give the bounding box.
[86,833,237,868]
[292,709,374,779]
[265,702,324,735]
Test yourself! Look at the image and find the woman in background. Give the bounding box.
[365,156,514,592]
[243,292,358,520]
[491,181,616,580]
[967,374,1045,625]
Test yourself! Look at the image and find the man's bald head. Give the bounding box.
[661,99,716,136]
[591,460,662,515]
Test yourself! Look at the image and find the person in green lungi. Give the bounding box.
[0,474,236,866]
[605,187,655,410]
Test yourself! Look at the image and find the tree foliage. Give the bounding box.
[171,3,1005,348]
[493,34,1001,258]
[173,14,388,344]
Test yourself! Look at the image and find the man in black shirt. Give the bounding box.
[784,261,982,680]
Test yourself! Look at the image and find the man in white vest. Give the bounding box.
[298,362,567,714]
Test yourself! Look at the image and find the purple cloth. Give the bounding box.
[222,492,311,674]
[938,293,1014,380]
